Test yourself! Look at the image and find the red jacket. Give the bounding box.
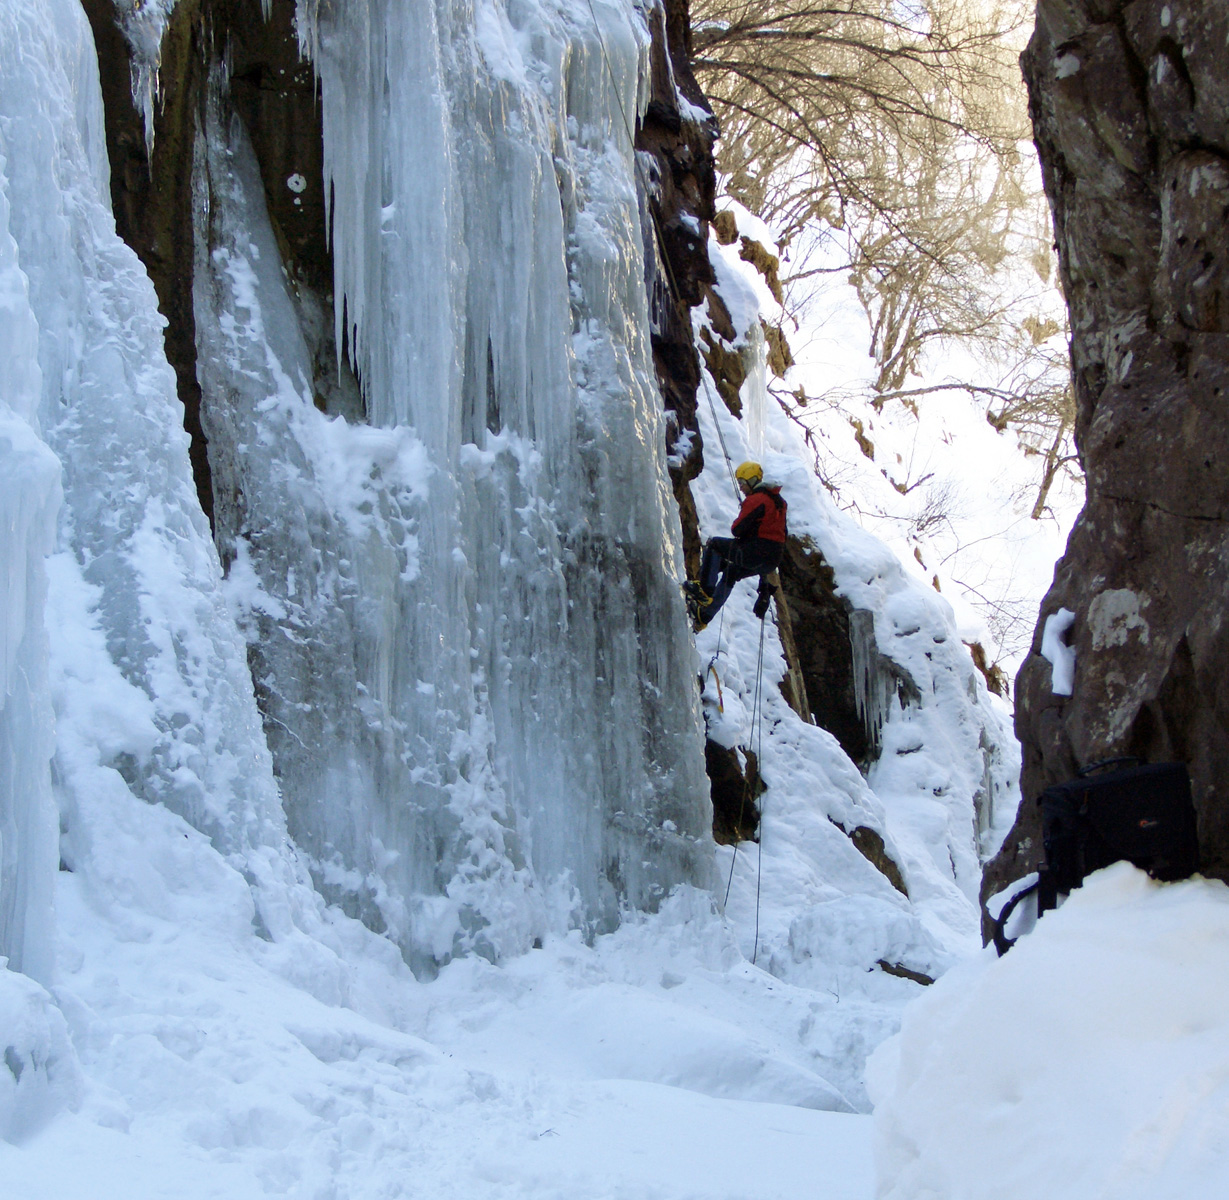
[731,486,787,543]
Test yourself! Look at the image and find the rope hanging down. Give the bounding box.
[701,373,743,506]
[751,613,768,963]
[722,618,768,911]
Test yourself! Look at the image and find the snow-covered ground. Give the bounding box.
[3,849,880,1199]
[7,841,1227,1199]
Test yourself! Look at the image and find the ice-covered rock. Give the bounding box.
[0,966,81,1143]
[190,0,715,964]
[2,0,287,863]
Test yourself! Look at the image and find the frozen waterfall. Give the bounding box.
[0,166,61,985]
[194,0,714,966]
[0,0,713,979]
[1,0,299,974]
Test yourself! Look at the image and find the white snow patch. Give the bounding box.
[1054,52,1081,79]
[1040,607,1076,695]
[0,967,81,1144]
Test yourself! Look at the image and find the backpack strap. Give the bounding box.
[990,878,1041,956]
[1077,756,1141,778]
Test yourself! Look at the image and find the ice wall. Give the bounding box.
[0,154,61,984]
[193,0,713,965]
[0,0,296,959]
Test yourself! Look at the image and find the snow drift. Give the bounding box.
[870,864,1229,1200]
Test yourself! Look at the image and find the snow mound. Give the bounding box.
[0,967,81,1143]
[870,863,1229,1200]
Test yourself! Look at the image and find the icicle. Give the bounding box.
[742,319,768,459]
[850,610,887,756]
[848,609,922,760]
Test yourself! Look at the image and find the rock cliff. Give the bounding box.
[986,0,1229,914]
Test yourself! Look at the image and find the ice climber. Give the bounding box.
[685,461,787,632]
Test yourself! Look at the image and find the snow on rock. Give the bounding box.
[697,226,1020,917]
[685,215,1021,1104]
[770,434,1019,906]
[870,864,1229,1200]
[1040,606,1077,696]
[725,187,1081,689]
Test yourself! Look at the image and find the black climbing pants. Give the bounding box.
[698,537,782,621]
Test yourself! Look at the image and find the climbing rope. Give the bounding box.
[584,0,639,151]
[700,373,743,506]
[722,617,768,911]
[751,616,768,964]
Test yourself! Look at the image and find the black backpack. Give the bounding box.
[990,758,1199,955]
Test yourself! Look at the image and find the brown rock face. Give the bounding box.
[986,0,1229,916]
[777,542,870,764]
[636,0,719,576]
[706,742,762,844]
[80,0,216,523]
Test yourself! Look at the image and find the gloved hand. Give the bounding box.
[753,589,771,620]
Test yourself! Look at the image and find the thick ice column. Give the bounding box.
[193,81,474,955]
[345,1,717,909]
[0,163,61,984]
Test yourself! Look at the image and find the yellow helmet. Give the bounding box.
[735,460,763,487]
